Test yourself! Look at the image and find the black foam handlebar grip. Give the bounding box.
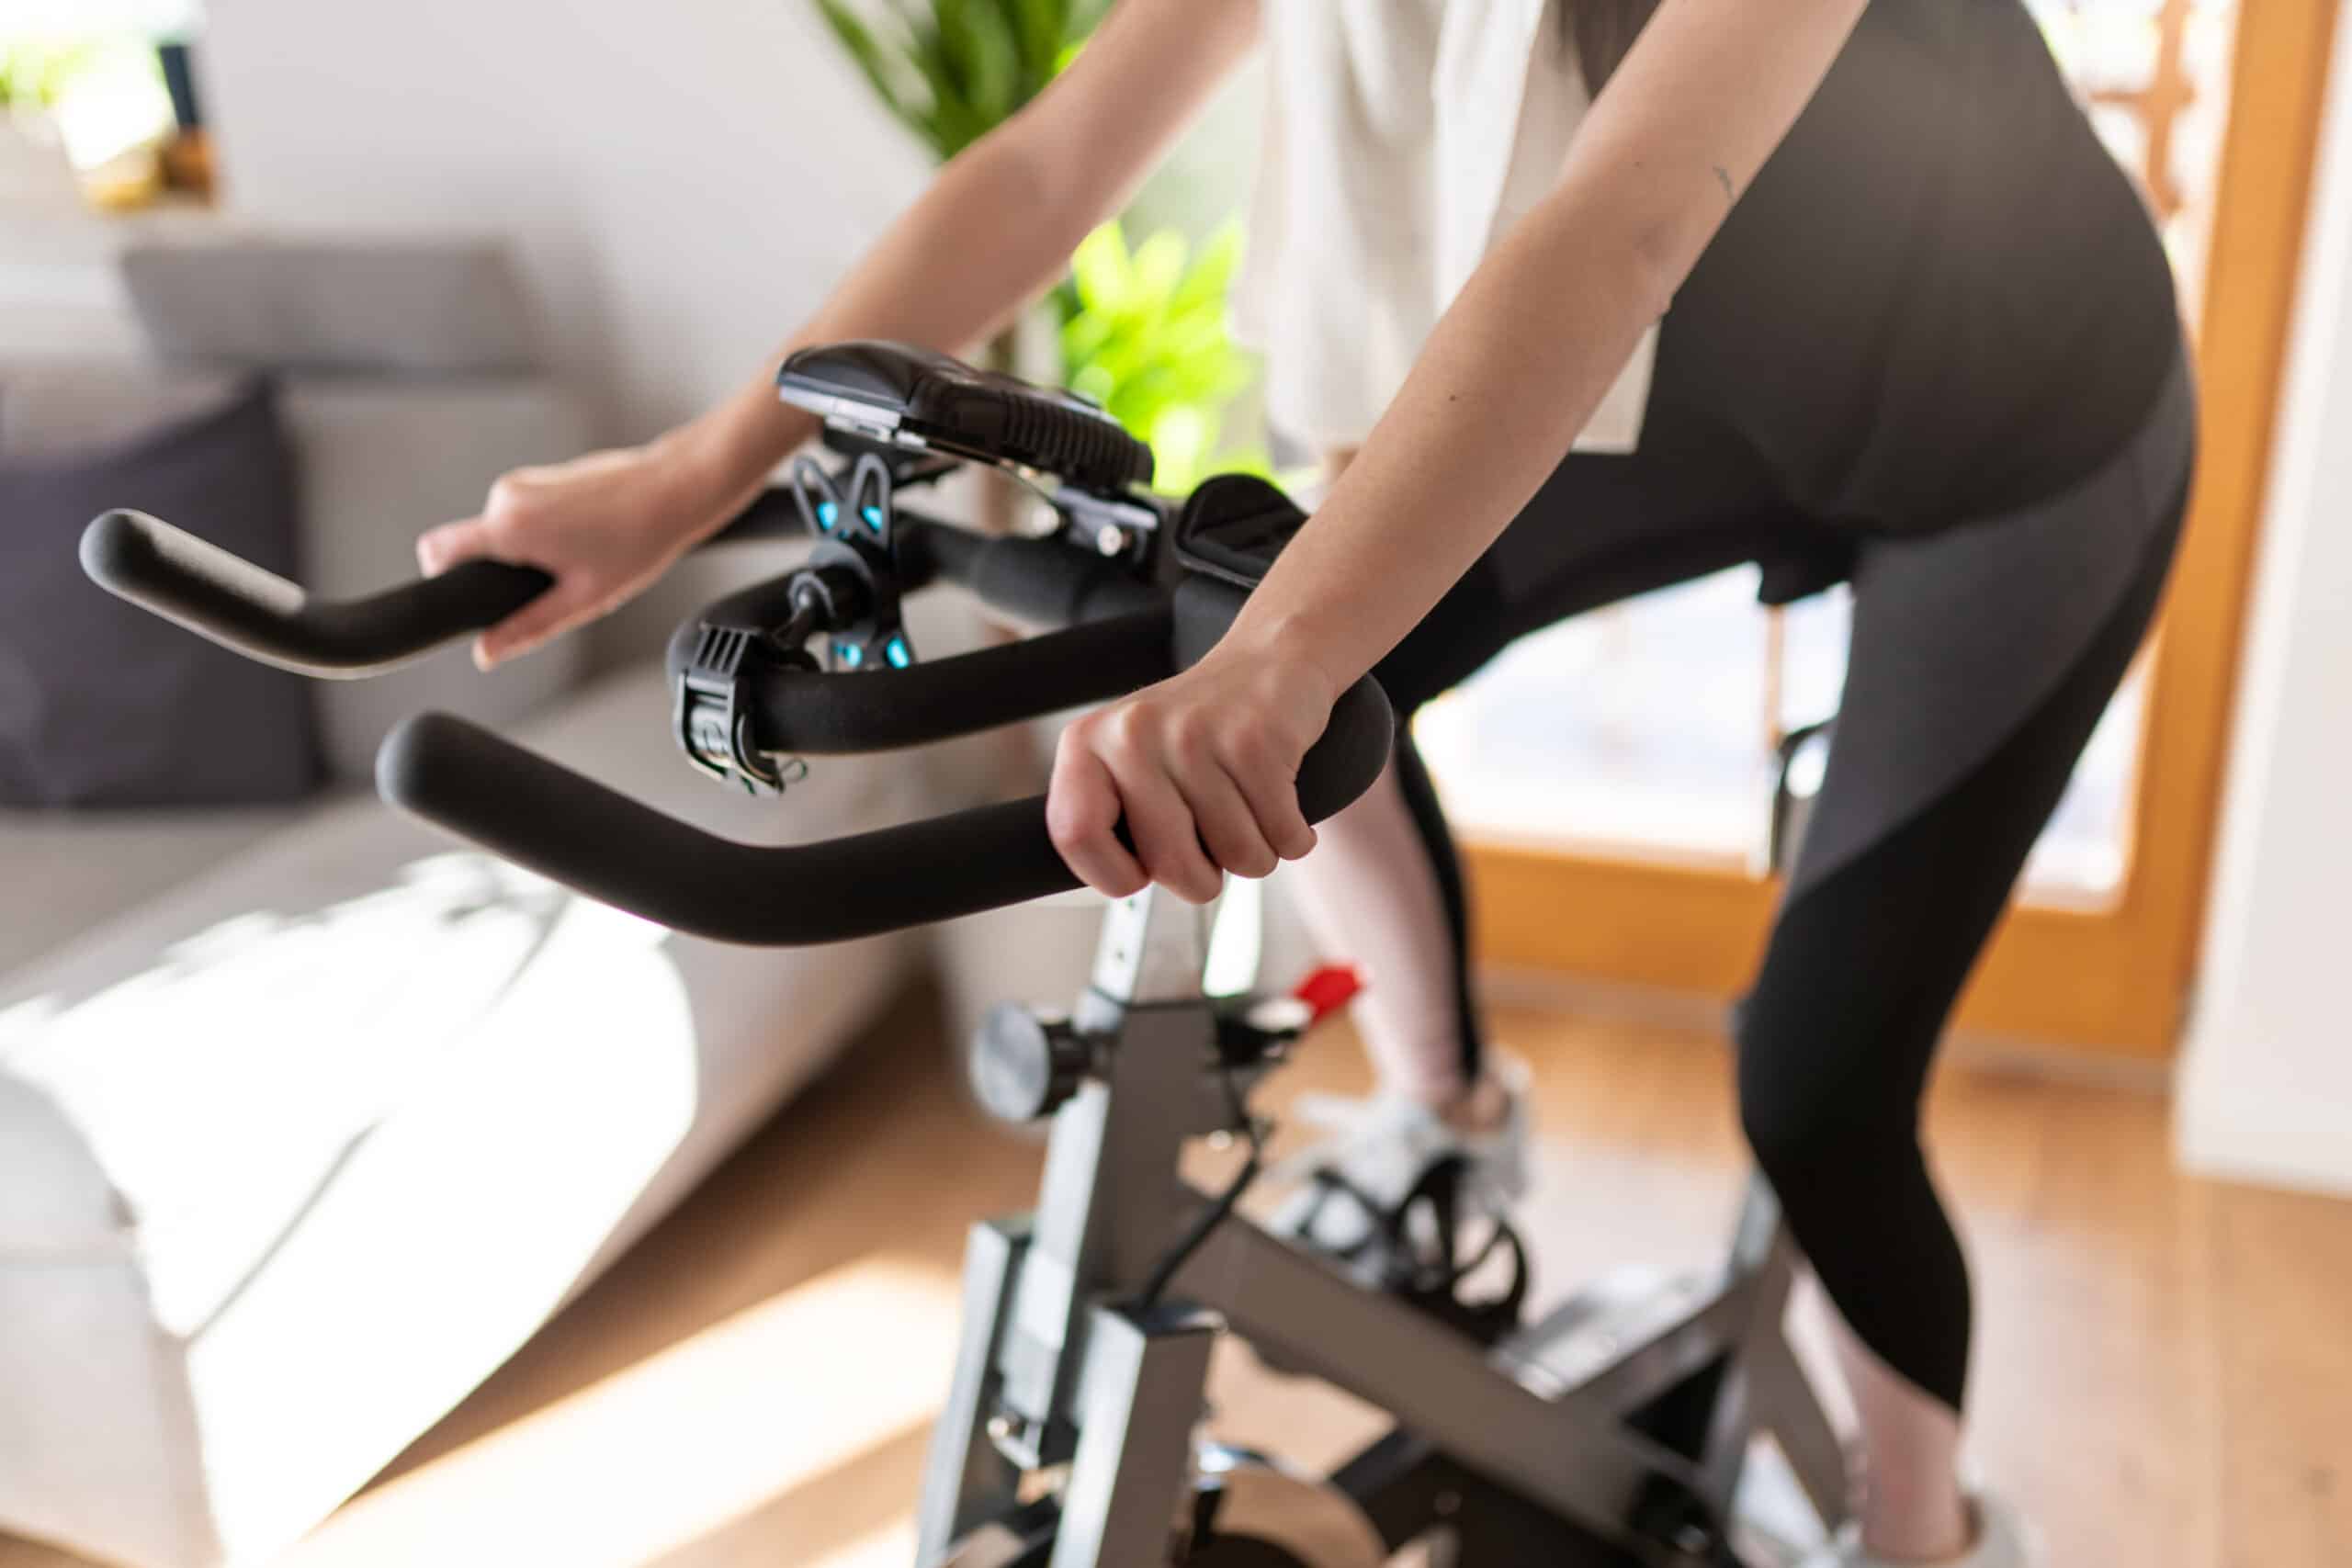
[900,520,1162,627]
[378,675,1392,945]
[81,509,551,678]
[740,605,1176,753]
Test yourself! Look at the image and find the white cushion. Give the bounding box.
[119,239,541,378]
[0,662,925,1568]
[0,363,246,460]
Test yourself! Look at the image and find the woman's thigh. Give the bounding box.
[1742,353,2198,1102]
[1369,426,1807,715]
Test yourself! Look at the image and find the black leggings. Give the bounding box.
[1365,361,2194,1412]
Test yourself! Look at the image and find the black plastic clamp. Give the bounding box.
[673,615,815,797]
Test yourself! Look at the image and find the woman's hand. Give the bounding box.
[1047,640,1343,904]
[415,443,741,671]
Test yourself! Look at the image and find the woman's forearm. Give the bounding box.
[654,129,1122,534]
[1224,0,1871,695]
[1231,197,1676,700]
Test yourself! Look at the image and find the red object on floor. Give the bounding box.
[1292,964,1364,1023]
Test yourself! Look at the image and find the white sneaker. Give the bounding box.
[1267,1053,1532,1258]
[1799,1494,2041,1568]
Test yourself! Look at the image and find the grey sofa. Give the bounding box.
[0,236,944,1568]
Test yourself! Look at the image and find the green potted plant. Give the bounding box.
[813,0,1109,163]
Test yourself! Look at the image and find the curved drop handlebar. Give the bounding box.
[79,491,808,678]
[81,508,554,679]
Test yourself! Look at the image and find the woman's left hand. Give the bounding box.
[1047,642,1342,903]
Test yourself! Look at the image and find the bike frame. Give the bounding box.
[916,885,1850,1567]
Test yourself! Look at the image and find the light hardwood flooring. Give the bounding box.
[6,987,2346,1567]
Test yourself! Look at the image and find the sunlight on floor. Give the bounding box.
[804,1521,922,1568]
[282,1255,960,1568]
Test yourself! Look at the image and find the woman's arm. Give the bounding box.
[421,0,1256,667]
[662,0,1265,520]
[1049,0,1874,901]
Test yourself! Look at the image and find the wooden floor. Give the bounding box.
[7,987,2347,1567]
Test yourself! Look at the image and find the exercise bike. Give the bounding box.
[82,342,1851,1567]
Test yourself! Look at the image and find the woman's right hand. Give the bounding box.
[416,443,737,671]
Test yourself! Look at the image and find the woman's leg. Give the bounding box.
[1738,460,2188,1558]
[1284,422,1797,1119]
[1282,736,1491,1111]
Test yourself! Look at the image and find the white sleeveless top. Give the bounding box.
[1229,0,1657,454]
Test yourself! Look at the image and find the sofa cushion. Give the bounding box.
[0,365,243,459]
[0,371,321,807]
[121,239,540,376]
[0,655,932,1309]
[0,661,926,1568]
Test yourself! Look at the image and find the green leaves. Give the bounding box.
[1059,220,1269,494]
[810,0,1102,162]
[0,38,105,109]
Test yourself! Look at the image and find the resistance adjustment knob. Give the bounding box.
[969,1003,1092,1123]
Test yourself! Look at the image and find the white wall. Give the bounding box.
[2177,8,2352,1197]
[198,0,931,443]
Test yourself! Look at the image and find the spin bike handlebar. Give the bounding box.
[79,484,1395,947]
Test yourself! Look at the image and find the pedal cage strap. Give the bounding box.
[1306,1156,1530,1347]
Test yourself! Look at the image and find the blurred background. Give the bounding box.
[2,2,2346,1566]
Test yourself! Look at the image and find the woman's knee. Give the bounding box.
[1734,1001,1919,1187]
[1736,1040,1840,1181]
